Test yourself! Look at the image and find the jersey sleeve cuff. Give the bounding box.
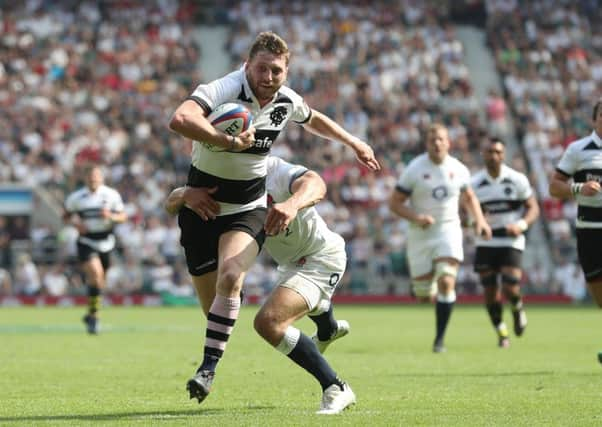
[555,167,571,178]
[186,96,212,115]
[395,184,412,195]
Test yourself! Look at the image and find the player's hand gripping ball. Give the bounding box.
[204,103,253,152]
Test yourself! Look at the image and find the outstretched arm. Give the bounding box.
[302,109,381,171]
[264,170,326,236]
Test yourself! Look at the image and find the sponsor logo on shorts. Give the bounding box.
[195,259,217,271]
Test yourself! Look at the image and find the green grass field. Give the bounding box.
[0,305,601,426]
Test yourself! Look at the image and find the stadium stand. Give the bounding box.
[0,0,590,303]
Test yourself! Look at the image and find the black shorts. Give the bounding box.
[576,228,602,280]
[77,241,111,271]
[474,246,522,273]
[178,206,267,276]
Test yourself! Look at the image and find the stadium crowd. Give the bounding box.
[0,0,593,302]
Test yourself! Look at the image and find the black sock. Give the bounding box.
[308,306,338,341]
[508,295,522,311]
[486,302,503,328]
[435,301,454,343]
[198,353,220,373]
[88,286,101,316]
[287,333,342,391]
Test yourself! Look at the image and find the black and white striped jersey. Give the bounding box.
[65,185,125,252]
[472,165,533,250]
[186,67,312,216]
[556,131,602,229]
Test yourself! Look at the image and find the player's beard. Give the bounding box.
[248,74,280,103]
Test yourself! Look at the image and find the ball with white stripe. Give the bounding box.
[205,103,253,152]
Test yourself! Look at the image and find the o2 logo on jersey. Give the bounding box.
[504,186,513,195]
[432,185,448,200]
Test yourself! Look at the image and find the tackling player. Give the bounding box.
[166,156,355,414]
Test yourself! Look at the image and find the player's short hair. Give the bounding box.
[489,136,506,146]
[249,31,290,65]
[426,123,448,137]
[593,99,602,121]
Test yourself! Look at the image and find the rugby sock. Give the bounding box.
[199,294,240,373]
[309,305,338,341]
[88,286,101,315]
[435,292,456,343]
[486,302,503,328]
[277,326,342,391]
[508,294,523,311]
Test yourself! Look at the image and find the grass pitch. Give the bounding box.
[0,305,601,426]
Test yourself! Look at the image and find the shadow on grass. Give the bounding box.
[0,406,276,422]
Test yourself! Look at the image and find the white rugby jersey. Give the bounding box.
[186,67,312,216]
[472,165,533,250]
[395,153,471,226]
[65,185,125,252]
[264,156,344,266]
[556,131,602,229]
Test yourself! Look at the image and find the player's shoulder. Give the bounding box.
[471,168,488,182]
[99,185,122,198]
[275,85,305,106]
[564,133,597,153]
[447,154,470,173]
[267,155,305,176]
[501,164,529,182]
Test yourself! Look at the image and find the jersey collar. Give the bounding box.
[242,65,280,108]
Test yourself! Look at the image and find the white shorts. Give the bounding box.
[277,244,346,315]
[407,222,463,278]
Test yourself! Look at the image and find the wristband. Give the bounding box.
[570,182,583,196]
[516,219,528,232]
[229,135,236,150]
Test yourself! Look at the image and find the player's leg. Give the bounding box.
[575,228,602,362]
[191,272,218,316]
[587,279,602,364]
[254,276,354,414]
[432,257,459,353]
[501,265,525,336]
[308,250,350,354]
[475,247,509,347]
[80,245,105,334]
[407,235,437,304]
[188,228,260,403]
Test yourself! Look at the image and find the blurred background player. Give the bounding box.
[166,156,354,414]
[472,138,539,347]
[389,123,491,353]
[64,165,127,334]
[549,99,602,363]
[168,31,379,404]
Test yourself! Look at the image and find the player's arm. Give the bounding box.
[388,189,434,228]
[168,100,255,151]
[506,195,540,236]
[264,170,326,236]
[549,170,602,199]
[164,186,220,221]
[302,109,380,171]
[460,187,492,239]
[63,208,87,234]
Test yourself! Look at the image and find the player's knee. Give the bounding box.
[480,273,498,287]
[500,273,520,285]
[254,308,281,341]
[412,279,435,300]
[434,261,458,281]
[218,262,244,291]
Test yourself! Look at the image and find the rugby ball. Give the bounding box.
[208,103,253,137]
